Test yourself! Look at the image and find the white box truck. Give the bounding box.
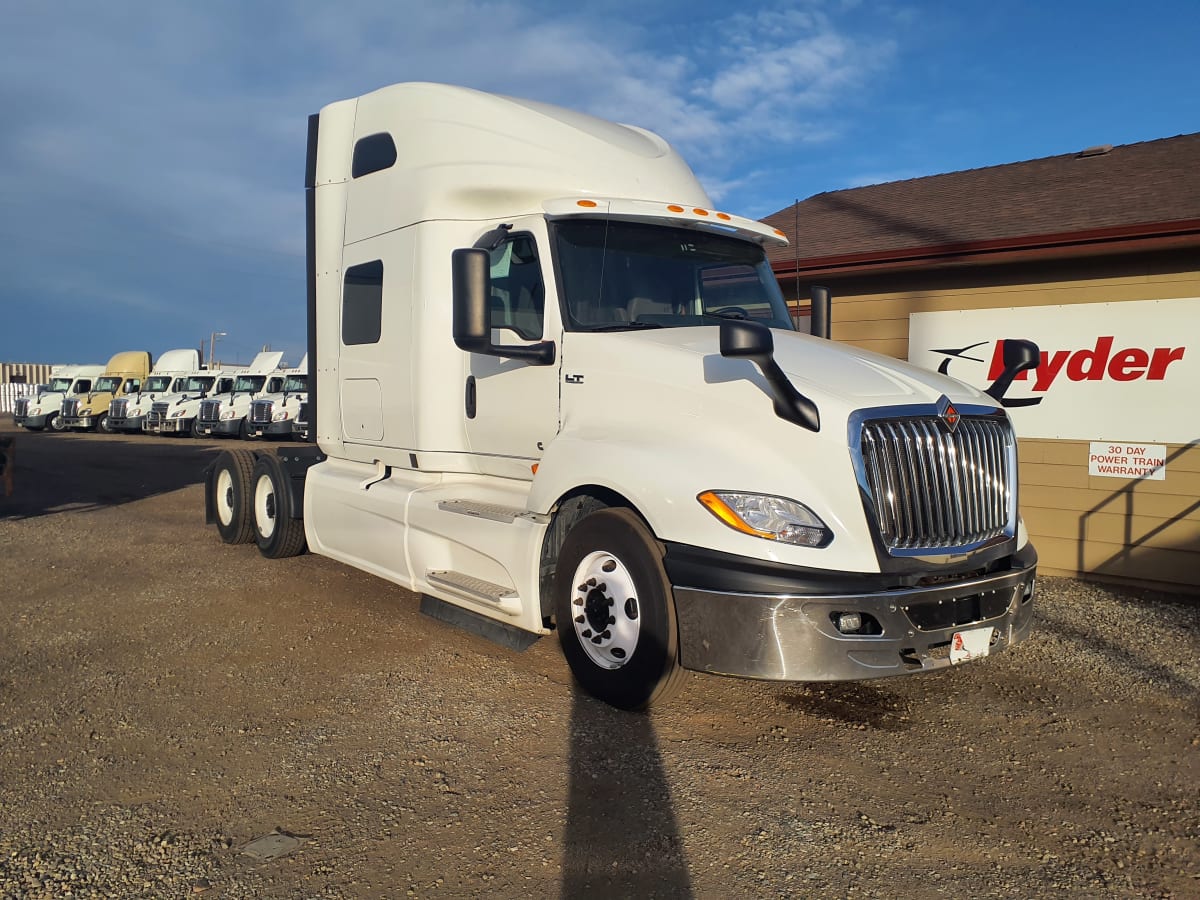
[204,83,1038,709]
[12,365,104,432]
[107,348,202,433]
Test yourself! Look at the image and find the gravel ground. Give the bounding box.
[0,420,1197,898]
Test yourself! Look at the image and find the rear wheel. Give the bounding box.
[250,454,306,558]
[554,508,685,710]
[212,449,256,544]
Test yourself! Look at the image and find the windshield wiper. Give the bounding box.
[587,322,665,332]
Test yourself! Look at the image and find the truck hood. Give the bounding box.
[618,326,990,411]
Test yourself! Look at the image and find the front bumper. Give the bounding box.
[62,415,96,429]
[16,413,47,428]
[109,415,145,432]
[249,420,295,437]
[669,543,1037,682]
[151,417,192,433]
[198,418,242,436]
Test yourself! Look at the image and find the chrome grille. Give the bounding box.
[250,399,273,425]
[859,416,1012,551]
[14,398,28,418]
[199,400,221,423]
[62,398,80,419]
[149,401,169,426]
[110,398,128,419]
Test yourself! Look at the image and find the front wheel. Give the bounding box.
[554,508,685,710]
[96,413,113,434]
[250,454,306,558]
[46,412,66,433]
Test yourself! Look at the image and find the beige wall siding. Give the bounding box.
[785,249,1200,591]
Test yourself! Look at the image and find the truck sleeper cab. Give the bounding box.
[204,82,1037,710]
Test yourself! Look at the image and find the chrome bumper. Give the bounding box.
[673,559,1036,682]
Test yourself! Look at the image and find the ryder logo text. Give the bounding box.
[988,337,1186,392]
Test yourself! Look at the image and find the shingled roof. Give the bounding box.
[764,132,1200,276]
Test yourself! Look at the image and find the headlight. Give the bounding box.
[698,491,832,548]
[31,407,41,415]
[273,410,290,422]
[171,409,187,418]
[220,409,238,421]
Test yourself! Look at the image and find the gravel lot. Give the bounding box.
[1,418,1197,898]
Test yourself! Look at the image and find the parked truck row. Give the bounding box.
[203,82,1040,711]
[11,349,309,441]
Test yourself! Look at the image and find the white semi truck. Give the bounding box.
[247,355,308,440]
[204,82,1039,709]
[194,351,285,439]
[12,365,104,432]
[146,368,239,437]
[107,348,202,434]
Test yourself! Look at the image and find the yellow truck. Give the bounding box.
[61,350,151,433]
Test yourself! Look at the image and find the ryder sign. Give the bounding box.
[908,298,1199,443]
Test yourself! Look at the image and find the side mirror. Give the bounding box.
[452,248,555,366]
[985,339,1040,403]
[720,320,820,432]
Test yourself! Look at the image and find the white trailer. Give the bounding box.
[204,83,1039,709]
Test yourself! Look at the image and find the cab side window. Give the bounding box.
[488,235,544,340]
[343,260,383,345]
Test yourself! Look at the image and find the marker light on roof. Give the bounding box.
[576,200,598,208]
[667,204,684,212]
[693,208,709,216]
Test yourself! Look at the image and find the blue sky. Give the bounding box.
[1,0,1196,367]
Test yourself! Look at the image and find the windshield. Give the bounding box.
[182,376,215,392]
[553,219,794,332]
[233,375,266,393]
[94,376,122,393]
[144,376,173,392]
[283,375,307,392]
[49,377,73,392]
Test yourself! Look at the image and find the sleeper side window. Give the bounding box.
[352,133,397,179]
[342,260,383,345]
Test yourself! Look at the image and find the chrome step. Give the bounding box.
[426,569,518,606]
[438,499,548,525]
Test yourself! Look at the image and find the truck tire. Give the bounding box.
[96,413,113,434]
[250,454,306,559]
[212,449,256,544]
[190,418,202,439]
[554,508,685,710]
[47,412,65,433]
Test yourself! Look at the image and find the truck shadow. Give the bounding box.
[562,686,692,899]
[774,682,912,731]
[0,425,222,520]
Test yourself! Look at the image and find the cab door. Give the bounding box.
[463,225,561,480]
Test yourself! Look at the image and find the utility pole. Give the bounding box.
[209,331,227,368]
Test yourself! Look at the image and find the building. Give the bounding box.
[1,362,57,414]
[765,133,1200,591]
